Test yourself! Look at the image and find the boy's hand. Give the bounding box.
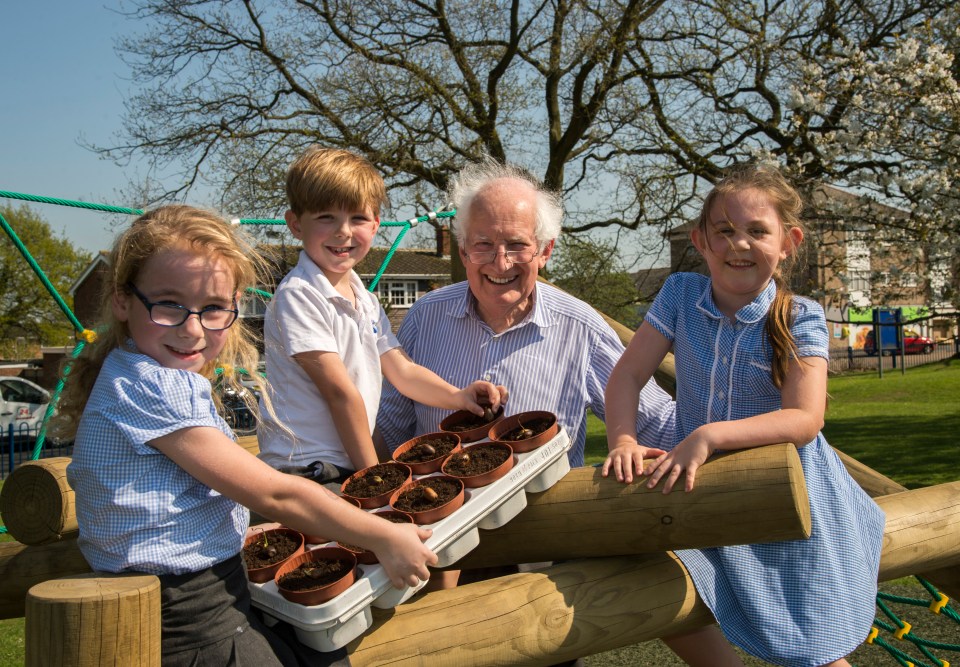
[458,381,509,416]
[602,443,667,483]
[373,524,438,589]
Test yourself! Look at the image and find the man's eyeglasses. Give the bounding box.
[464,248,540,265]
[126,283,239,331]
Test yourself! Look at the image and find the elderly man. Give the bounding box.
[377,157,675,469]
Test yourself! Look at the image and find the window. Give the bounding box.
[376,281,418,307]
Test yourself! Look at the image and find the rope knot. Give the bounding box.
[78,329,98,343]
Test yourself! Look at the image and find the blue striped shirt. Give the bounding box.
[376,281,676,467]
[67,345,248,575]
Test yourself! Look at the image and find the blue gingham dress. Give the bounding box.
[645,274,885,666]
[67,344,248,576]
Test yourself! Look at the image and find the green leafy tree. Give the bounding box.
[548,236,643,330]
[0,205,91,350]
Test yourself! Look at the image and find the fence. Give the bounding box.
[828,337,959,374]
[1,423,73,479]
[1,403,257,480]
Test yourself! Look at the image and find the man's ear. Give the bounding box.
[539,239,556,263]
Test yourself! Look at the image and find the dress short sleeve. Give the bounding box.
[645,272,690,342]
[109,368,225,455]
[791,297,830,361]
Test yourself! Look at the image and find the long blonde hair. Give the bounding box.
[698,162,806,388]
[53,205,271,439]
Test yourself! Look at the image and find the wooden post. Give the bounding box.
[25,573,161,666]
[0,457,77,545]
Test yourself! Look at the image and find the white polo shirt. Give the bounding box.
[257,251,398,470]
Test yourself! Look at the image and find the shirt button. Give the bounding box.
[717,390,725,400]
[722,356,729,364]
[483,374,491,381]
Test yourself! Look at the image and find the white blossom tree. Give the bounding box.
[99,0,959,307]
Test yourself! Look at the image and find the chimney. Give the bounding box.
[435,225,451,257]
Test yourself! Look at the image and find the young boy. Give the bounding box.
[257,147,506,485]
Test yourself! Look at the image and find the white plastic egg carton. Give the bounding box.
[249,427,571,652]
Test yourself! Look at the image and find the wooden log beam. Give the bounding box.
[0,457,77,546]
[450,444,810,569]
[350,553,711,666]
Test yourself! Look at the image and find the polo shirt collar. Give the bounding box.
[296,250,365,303]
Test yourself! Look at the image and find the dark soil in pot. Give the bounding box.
[392,477,461,513]
[498,416,555,441]
[277,557,354,593]
[342,463,409,499]
[443,444,511,476]
[243,530,302,570]
[396,435,459,463]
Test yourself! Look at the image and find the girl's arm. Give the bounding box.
[294,350,380,470]
[602,322,672,483]
[151,427,437,588]
[380,347,507,415]
[646,355,827,494]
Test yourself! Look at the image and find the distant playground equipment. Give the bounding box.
[1,190,958,665]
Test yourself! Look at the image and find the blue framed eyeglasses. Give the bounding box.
[126,283,239,331]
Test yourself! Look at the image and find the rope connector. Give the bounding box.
[218,364,235,377]
[77,329,98,343]
[894,620,912,640]
[866,626,878,644]
[229,217,241,226]
[407,217,419,227]
[426,211,438,221]
[929,593,949,614]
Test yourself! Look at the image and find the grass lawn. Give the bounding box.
[2,359,957,665]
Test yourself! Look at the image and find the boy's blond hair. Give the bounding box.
[285,146,388,216]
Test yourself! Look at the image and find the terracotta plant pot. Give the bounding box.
[488,410,559,453]
[439,405,505,443]
[392,432,462,475]
[441,441,515,488]
[275,546,358,606]
[341,462,412,509]
[243,527,305,583]
[336,510,415,565]
[389,475,465,524]
[303,495,362,545]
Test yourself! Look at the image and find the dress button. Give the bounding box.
[717,390,725,400]
[483,374,491,381]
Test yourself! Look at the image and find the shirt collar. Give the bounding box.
[694,277,776,324]
[449,282,555,330]
[296,250,364,303]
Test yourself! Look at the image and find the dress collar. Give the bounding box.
[694,277,776,324]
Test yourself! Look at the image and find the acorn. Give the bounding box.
[422,486,439,501]
[418,443,437,457]
[483,407,495,422]
[370,475,383,485]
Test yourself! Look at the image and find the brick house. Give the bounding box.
[655,185,957,351]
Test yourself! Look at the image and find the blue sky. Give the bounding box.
[0,2,194,255]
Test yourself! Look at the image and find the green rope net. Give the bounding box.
[2,190,959,666]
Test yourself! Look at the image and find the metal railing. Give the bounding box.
[828,337,959,375]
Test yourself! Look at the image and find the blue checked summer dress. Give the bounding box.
[645,274,885,667]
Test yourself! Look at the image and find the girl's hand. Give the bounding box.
[457,381,509,416]
[602,444,668,483]
[372,523,439,589]
[644,430,714,494]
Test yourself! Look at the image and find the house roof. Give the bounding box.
[69,251,109,296]
[355,248,451,279]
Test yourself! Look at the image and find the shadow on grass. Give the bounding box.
[824,413,960,489]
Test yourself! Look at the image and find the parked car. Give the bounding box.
[863,329,935,356]
[0,376,51,445]
[216,376,261,437]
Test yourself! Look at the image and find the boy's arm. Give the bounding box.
[293,350,380,471]
[379,347,506,414]
[602,322,672,482]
